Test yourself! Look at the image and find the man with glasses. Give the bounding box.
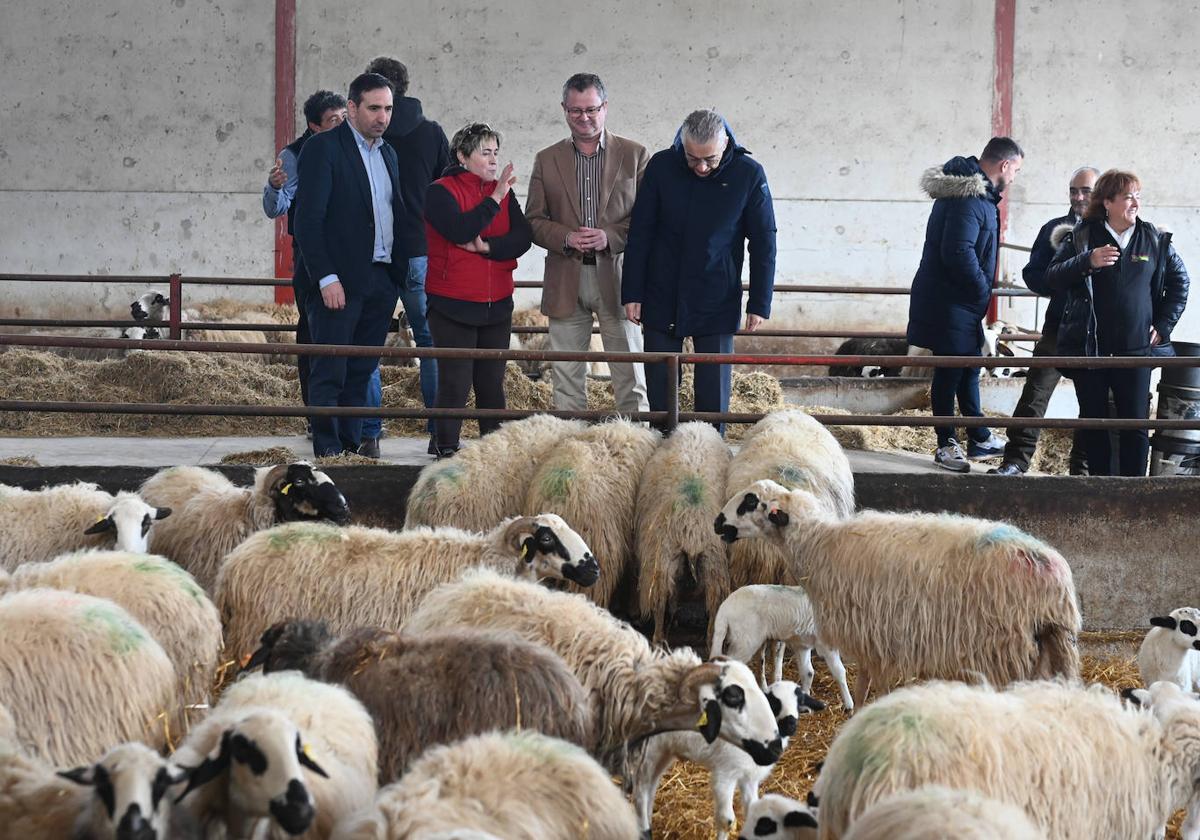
[622,108,777,436]
[989,166,1098,476]
[525,73,650,416]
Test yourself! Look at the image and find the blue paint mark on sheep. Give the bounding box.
[776,464,811,489]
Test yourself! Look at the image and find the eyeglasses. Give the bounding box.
[462,123,493,137]
[1068,187,1092,196]
[564,104,605,118]
[685,153,722,168]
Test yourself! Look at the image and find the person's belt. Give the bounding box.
[581,252,597,266]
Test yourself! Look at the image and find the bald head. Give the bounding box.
[1069,167,1099,218]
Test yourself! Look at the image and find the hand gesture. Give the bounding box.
[624,302,642,325]
[321,280,346,310]
[1089,244,1120,270]
[572,227,609,252]
[491,163,516,203]
[745,313,766,332]
[1150,326,1162,347]
[268,157,286,189]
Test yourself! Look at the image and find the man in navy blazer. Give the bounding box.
[294,73,409,457]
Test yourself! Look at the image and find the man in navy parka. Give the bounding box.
[622,109,777,436]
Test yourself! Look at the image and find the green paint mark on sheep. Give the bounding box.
[132,559,205,603]
[776,464,811,489]
[82,604,146,654]
[267,522,344,551]
[677,476,706,508]
[540,466,575,502]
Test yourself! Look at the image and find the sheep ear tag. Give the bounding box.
[280,483,293,496]
[520,538,534,564]
[767,506,789,528]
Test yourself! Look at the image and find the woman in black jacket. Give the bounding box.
[1046,169,1189,476]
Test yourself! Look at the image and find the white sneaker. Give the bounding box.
[934,440,970,473]
[968,433,1008,460]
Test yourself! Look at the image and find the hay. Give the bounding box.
[0,455,40,466]
[219,446,298,465]
[314,452,380,467]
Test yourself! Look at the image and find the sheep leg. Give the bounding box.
[851,662,873,710]
[773,640,789,685]
[711,775,738,840]
[632,747,674,840]
[652,598,667,649]
[758,645,770,690]
[792,642,814,693]
[817,643,853,712]
[1180,795,1200,840]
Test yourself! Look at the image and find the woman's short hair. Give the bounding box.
[450,123,503,160]
[1084,169,1141,222]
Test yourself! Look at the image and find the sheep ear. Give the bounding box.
[83,516,115,535]
[295,734,329,778]
[502,516,539,552]
[57,765,96,785]
[1121,687,1151,708]
[784,810,818,829]
[154,506,172,521]
[1150,616,1177,630]
[697,698,722,744]
[176,732,232,802]
[243,644,271,672]
[797,687,827,712]
[767,506,789,528]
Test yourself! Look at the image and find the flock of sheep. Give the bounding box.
[0,408,1198,839]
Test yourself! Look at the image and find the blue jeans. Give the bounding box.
[397,256,437,433]
[644,327,734,436]
[931,356,991,447]
[362,367,383,440]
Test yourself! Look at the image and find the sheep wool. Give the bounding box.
[4,550,223,716]
[404,413,587,531]
[726,410,855,589]
[841,785,1045,840]
[634,421,732,644]
[523,418,661,609]
[0,588,177,767]
[333,731,638,840]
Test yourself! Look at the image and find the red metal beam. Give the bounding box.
[273,0,297,303]
[989,0,1016,324]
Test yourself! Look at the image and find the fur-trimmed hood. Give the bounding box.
[920,156,995,201]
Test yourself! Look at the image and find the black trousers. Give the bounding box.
[428,307,511,451]
[291,244,312,408]
[1072,365,1152,476]
[1002,328,1088,473]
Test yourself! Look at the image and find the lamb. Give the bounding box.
[1138,606,1200,691]
[1,549,223,715]
[0,588,177,767]
[725,410,854,590]
[633,680,825,840]
[216,513,598,660]
[404,413,587,532]
[634,421,732,645]
[814,679,1200,840]
[139,461,350,593]
[739,795,819,840]
[0,483,171,571]
[244,619,595,781]
[716,481,1081,707]
[405,570,784,767]
[173,670,378,840]
[523,417,661,609]
[840,786,1045,840]
[131,290,169,322]
[710,584,853,711]
[331,731,638,840]
[826,337,908,378]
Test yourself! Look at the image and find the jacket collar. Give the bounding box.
[920,156,999,203]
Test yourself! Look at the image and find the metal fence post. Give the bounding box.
[665,354,680,434]
[168,273,182,340]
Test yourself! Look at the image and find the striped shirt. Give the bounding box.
[573,133,605,228]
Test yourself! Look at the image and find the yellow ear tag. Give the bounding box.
[302,742,314,759]
[696,709,708,729]
[280,483,292,495]
[95,516,107,524]
[520,543,529,559]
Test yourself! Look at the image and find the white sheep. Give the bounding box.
[523,417,661,609]
[840,785,1046,840]
[711,584,853,711]
[1138,606,1200,692]
[0,588,177,767]
[716,481,1081,707]
[131,290,169,321]
[1,549,223,717]
[404,413,587,531]
[725,410,855,590]
[634,421,732,645]
[633,680,825,840]
[333,730,638,840]
[140,462,350,593]
[216,513,597,660]
[0,483,170,571]
[173,670,378,840]
[405,570,784,768]
[739,794,819,840]
[815,679,1200,840]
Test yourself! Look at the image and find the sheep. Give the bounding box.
[1138,606,1200,692]
[725,410,854,591]
[738,795,819,840]
[826,337,908,378]
[523,418,661,609]
[839,785,1045,840]
[131,290,169,322]
[633,680,825,840]
[404,413,587,532]
[1,549,223,716]
[716,481,1081,707]
[710,584,853,711]
[405,570,784,769]
[216,513,597,660]
[244,619,596,781]
[634,421,732,646]
[331,730,638,840]
[815,679,1200,840]
[139,462,350,593]
[0,483,171,571]
[173,670,377,840]
[0,588,177,767]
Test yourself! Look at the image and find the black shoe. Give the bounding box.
[435,446,459,460]
[357,438,381,459]
[427,436,438,455]
[986,462,1024,476]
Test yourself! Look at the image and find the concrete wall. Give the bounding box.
[3,1,1199,345]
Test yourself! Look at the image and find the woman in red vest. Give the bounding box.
[424,123,532,458]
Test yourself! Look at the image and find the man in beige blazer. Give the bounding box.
[525,73,650,414]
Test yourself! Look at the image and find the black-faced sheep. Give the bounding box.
[826,337,908,378]
[839,785,1046,840]
[244,619,595,781]
[634,421,731,645]
[815,679,1200,840]
[404,413,587,532]
[725,410,854,590]
[131,290,169,322]
[0,588,177,767]
[405,570,784,769]
[173,670,377,840]
[738,794,819,840]
[717,481,1081,707]
[1138,606,1200,692]
[331,731,638,840]
[140,462,349,593]
[216,513,597,660]
[0,483,170,571]
[523,418,661,609]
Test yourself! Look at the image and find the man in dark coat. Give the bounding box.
[988,166,1097,476]
[294,73,408,458]
[622,109,776,436]
[907,137,1023,472]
